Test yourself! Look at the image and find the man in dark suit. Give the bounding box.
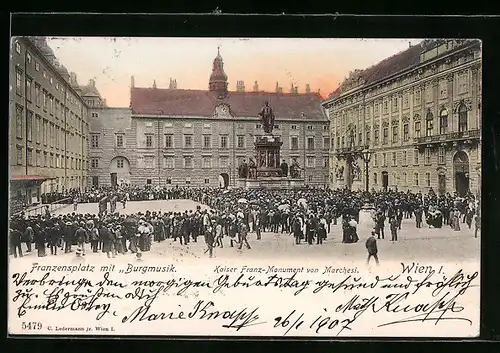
[365,231,379,265]
[10,228,23,258]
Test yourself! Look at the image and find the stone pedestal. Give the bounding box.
[236,134,305,190]
[255,135,283,178]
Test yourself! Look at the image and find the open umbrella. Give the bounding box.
[278,204,290,211]
[297,198,307,208]
[223,190,230,194]
[238,198,248,204]
[348,219,358,227]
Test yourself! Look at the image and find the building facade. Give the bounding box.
[9,37,91,210]
[88,50,330,188]
[322,39,481,196]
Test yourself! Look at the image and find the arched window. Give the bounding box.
[426,111,434,137]
[458,104,468,132]
[373,172,378,185]
[439,108,448,134]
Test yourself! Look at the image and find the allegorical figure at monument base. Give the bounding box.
[258,101,275,134]
[280,159,289,177]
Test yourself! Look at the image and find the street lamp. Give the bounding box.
[360,148,372,193]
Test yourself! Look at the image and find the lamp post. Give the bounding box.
[360,148,372,193]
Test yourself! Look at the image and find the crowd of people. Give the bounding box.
[9,185,480,260]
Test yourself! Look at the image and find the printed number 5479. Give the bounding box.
[21,322,42,330]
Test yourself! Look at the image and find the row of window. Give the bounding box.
[15,146,87,169]
[14,72,86,133]
[15,105,86,154]
[371,147,446,168]
[372,171,433,188]
[91,133,331,151]
[336,106,470,148]
[142,122,327,131]
[337,71,472,122]
[14,53,83,110]
[90,156,329,169]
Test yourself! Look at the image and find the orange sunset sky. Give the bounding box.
[47,37,423,107]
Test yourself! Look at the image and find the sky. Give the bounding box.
[47,37,423,108]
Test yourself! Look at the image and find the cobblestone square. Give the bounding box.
[11,199,480,265]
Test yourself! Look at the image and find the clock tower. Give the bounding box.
[209,46,229,100]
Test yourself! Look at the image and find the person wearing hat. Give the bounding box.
[89,221,100,253]
[214,219,223,248]
[204,222,215,258]
[23,225,34,253]
[237,221,251,250]
[9,227,23,258]
[48,221,61,255]
[101,221,115,258]
[114,225,124,254]
[75,221,87,256]
[34,223,47,257]
[64,220,74,253]
[365,231,379,266]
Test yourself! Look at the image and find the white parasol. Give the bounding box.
[348,219,358,227]
[238,198,248,204]
[278,204,290,211]
[297,198,308,208]
[223,190,230,194]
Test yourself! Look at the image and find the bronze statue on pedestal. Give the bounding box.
[258,101,275,134]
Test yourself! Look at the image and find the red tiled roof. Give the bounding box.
[130,88,326,120]
[11,175,55,181]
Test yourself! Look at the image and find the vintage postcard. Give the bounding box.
[8,37,481,337]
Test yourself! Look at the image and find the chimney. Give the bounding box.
[131,76,135,88]
[152,79,157,89]
[291,83,294,93]
[305,84,311,94]
[236,80,245,92]
[278,87,283,94]
[169,78,177,89]
[89,78,96,87]
[253,80,259,92]
[275,81,279,93]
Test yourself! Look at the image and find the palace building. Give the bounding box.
[9,37,92,211]
[322,39,481,196]
[87,49,330,188]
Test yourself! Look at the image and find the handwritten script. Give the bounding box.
[9,262,479,336]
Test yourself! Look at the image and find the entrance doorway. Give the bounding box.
[438,174,446,196]
[381,171,388,191]
[453,151,470,196]
[92,176,99,187]
[219,173,229,188]
[110,173,117,188]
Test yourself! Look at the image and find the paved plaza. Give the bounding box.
[10,199,480,264]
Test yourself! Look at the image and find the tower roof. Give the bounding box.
[208,47,229,99]
[209,48,228,84]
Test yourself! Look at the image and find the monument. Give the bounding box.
[237,101,305,189]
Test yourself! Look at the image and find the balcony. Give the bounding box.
[414,129,480,149]
[335,145,369,159]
